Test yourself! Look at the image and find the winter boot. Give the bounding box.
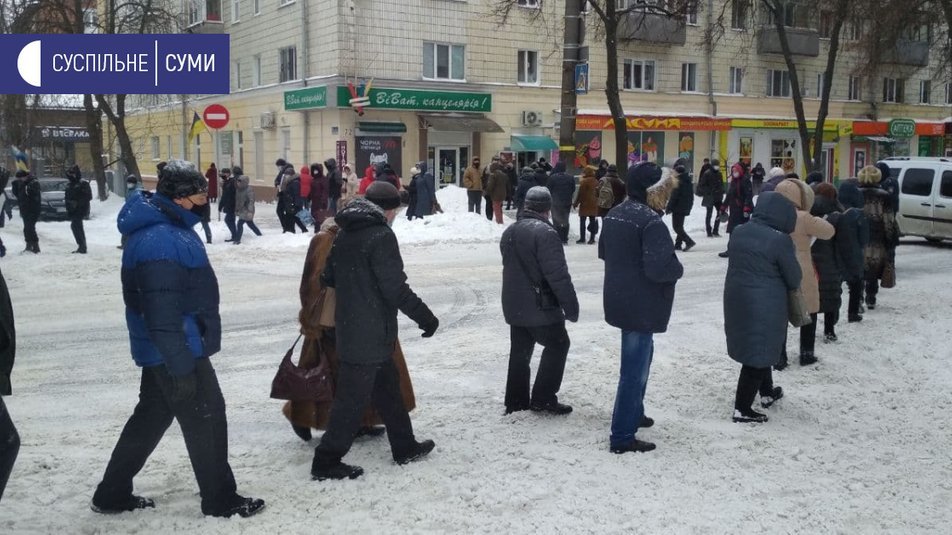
[90,495,155,514]
[529,399,573,415]
[824,333,837,343]
[394,439,436,465]
[682,240,696,252]
[0,242,5,258]
[207,496,266,518]
[311,459,364,481]
[610,439,656,454]
[847,314,863,323]
[640,415,655,428]
[732,409,768,423]
[291,424,312,442]
[32,242,40,254]
[865,295,876,310]
[799,352,818,366]
[760,386,784,408]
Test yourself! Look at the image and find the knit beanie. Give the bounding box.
[768,167,785,179]
[523,186,552,213]
[626,162,663,198]
[156,160,207,199]
[857,165,882,185]
[365,181,401,210]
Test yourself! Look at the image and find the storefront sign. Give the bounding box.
[853,120,944,137]
[355,136,402,177]
[576,115,730,131]
[336,86,491,113]
[285,86,327,111]
[731,118,840,132]
[35,126,90,140]
[336,140,348,168]
[888,119,916,138]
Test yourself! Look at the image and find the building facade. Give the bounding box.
[124,0,952,197]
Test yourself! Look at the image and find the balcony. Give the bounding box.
[882,39,929,67]
[756,26,819,57]
[185,0,223,34]
[187,19,224,34]
[619,12,687,46]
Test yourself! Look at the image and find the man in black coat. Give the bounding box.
[65,165,92,254]
[0,266,19,503]
[325,158,342,215]
[218,168,238,240]
[665,160,695,251]
[547,162,576,244]
[504,162,517,210]
[600,163,683,453]
[313,181,439,481]
[13,171,41,253]
[696,160,724,237]
[500,187,579,415]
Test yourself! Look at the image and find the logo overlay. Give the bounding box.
[1,34,229,94]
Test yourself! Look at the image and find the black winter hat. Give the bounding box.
[626,162,662,197]
[365,181,401,210]
[156,160,207,199]
[15,170,28,178]
[523,186,552,213]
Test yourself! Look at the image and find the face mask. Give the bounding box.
[126,183,135,190]
[713,166,720,171]
[188,203,206,217]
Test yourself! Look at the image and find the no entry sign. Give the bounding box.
[203,104,229,129]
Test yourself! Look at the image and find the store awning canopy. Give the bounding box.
[357,121,407,133]
[866,136,896,143]
[511,135,558,152]
[419,114,503,133]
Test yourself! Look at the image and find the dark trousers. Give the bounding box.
[800,312,837,352]
[551,204,571,243]
[734,365,774,412]
[578,216,599,242]
[329,196,339,217]
[847,280,863,316]
[223,212,237,240]
[93,358,238,515]
[505,323,570,410]
[505,193,513,210]
[705,202,722,235]
[314,359,416,464]
[235,219,261,243]
[672,213,694,248]
[484,194,493,220]
[865,278,879,305]
[0,196,12,226]
[467,191,482,213]
[70,215,87,251]
[22,215,38,246]
[0,397,19,503]
[200,220,212,244]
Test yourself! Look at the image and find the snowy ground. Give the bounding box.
[1,185,951,533]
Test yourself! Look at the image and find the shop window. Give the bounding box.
[901,168,934,196]
[518,50,539,85]
[681,63,698,92]
[848,76,862,101]
[624,59,656,91]
[940,171,952,198]
[767,69,791,97]
[424,42,465,81]
[731,0,751,29]
[729,66,743,94]
[920,80,931,104]
[279,47,297,82]
[770,138,797,172]
[883,77,904,103]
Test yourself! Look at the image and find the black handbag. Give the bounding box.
[269,334,334,402]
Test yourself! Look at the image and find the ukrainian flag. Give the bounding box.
[187,112,207,144]
[11,146,28,172]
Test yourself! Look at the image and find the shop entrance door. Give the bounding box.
[433,146,469,187]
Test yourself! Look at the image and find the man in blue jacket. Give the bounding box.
[599,163,683,453]
[92,161,264,519]
[0,265,18,502]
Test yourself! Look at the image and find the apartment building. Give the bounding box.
[124,0,952,195]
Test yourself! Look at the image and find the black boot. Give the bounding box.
[394,439,436,465]
[774,354,788,371]
[311,459,364,481]
[732,409,768,423]
[760,386,784,408]
[799,352,818,366]
[207,496,266,518]
[610,439,656,454]
[90,495,155,514]
[529,399,573,415]
[291,424,312,442]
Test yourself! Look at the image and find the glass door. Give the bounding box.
[437,147,459,187]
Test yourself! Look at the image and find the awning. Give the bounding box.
[419,114,503,133]
[866,136,896,143]
[357,121,407,133]
[511,135,558,152]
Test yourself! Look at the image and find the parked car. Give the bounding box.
[3,177,71,221]
[880,157,952,243]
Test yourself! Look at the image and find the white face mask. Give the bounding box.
[712,166,720,171]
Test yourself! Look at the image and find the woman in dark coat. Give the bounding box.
[309,163,328,230]
[696,159,725,237]
[809,183,843,342]
[411,162,436,219]
[406,165,421,220]
[836,180,869,322]
[856,165,899,310]
[724,192,801,423]
[723,163,754,234]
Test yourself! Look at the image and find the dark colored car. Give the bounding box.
[3,177,70,221]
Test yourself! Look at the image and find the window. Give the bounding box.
[281,128,291,161]
[686,4,698,25]
[731,0,751,29]
[232,0,239,21]
[167,136,173,159]
[517,0,540,7]
[279,0,294,5]
[279,46,297,82]
[771,1,804,27]
[83,8,99,33]
[902,24,931,42]
[819,10,832,38]
[883,77,904,103]
[253,0,259,14]
[234,60,241,90]
[843,21,860,40]
[252,54,261,86]
[901,168,935,196]
[920,80,931,104]
[423,42,465,81]
[729,66,743,94]
[624,59,656,91]
[946,83,952,105]
[941,171,952,198]
[518,50,539,85]
[681,63,698,92]
[815,72,825,98]
[767,69,791,97]
[848,76,862,101]
[187,0,222,26]
[770,138,797,170]
[150,136,160,160]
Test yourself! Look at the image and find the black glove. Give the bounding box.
[169,372,197,403]
[420,318,439,338]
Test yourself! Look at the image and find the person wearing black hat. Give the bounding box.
[64,165,92,254]
[0,265,19,502]
[500,186,579,415]
[93,160,264,519]
[600,163,683,453]
[696,159,724,237]
[13,170,41,254]
[665,159,696,252]
[311,181,439,481]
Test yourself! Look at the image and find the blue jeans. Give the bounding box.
[610,331,654,447]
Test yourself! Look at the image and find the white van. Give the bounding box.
[879,157,952,243]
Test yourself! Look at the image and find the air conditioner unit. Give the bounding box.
[259,112,276,129]
[522,110,543,127]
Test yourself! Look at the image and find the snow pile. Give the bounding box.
[392,185,513,246]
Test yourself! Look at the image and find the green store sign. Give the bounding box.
[285,86,327,111]
[335,86,492,113]
[888,118,916,138]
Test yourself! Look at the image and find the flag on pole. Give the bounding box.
[11,146,28,172]
[187,112,207,144]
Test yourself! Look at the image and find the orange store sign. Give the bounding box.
[576,115,731,131]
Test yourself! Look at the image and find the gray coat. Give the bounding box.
[500,211,579,327]
[234,175,255,221]
[724,192,801,368]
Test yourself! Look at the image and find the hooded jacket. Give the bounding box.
[310,167,329,221]
[485,162,511,203]
[463,161,483,191]
[724,192,801,368]
[574,166,600,217]
[299,166,313,199]
[724,164,754,233]
[117,191,221,376]
[410,162,436,218]
[775,179,836,313]
[15,175,41,220]
[835,180,869,283]
[697,167,724,207]
[666,168,694,216]
[322,198,436,364]
[0,266,14,396]
[218,175,237,214]
[876,162,900,213]
[358,166,375,195]
[325,159,342,199]
[514,167,536,214]
[234,175,255,221]
[65,176,93,219]
[546,162,576,208]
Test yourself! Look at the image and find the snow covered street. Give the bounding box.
[1,186,951,533]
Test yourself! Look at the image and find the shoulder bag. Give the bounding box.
[787,288,812,328]
[270,334,334,402]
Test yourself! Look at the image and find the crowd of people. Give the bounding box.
[0,151,909,518]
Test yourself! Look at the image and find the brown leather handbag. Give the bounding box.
[269,334,334,402]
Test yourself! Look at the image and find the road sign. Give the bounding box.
[203,104,229,130]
